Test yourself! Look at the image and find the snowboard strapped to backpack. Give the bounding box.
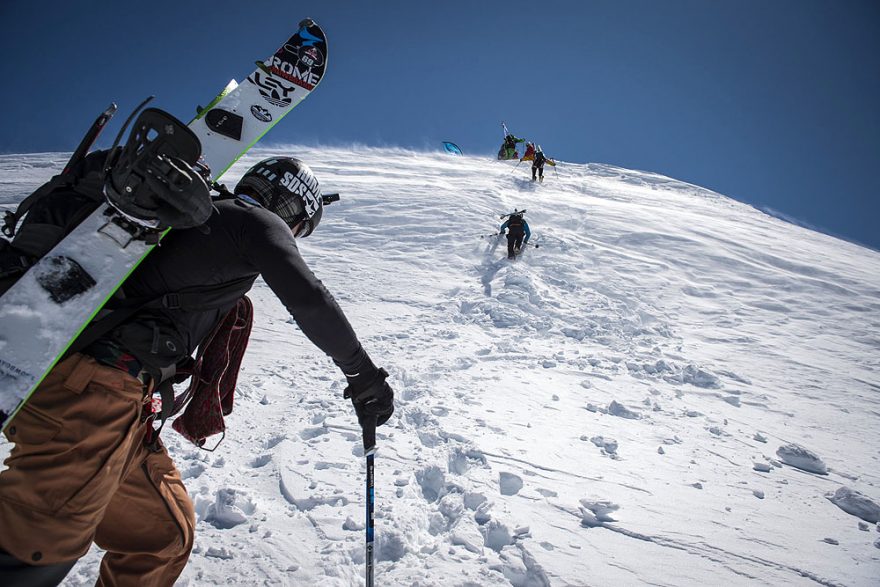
[1,104,212,298]
[0,104,243,389]
[0,119,252,445]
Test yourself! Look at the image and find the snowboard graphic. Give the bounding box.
[0,19,328,432]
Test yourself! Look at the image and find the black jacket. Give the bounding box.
[102,197,369,375]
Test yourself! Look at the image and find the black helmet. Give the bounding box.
[234,157,323,237]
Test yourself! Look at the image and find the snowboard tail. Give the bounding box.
[0,19,328,432]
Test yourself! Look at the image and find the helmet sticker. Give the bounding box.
[280,168,321,217]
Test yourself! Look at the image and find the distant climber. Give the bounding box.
[498,133,524,160]
[520,142,536,162]
[499,210,531,259]
[531,146,555,182]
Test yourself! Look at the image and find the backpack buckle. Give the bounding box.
[163,293,181,309]
[2,211,17,237]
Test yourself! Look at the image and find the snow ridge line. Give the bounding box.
[480,450,652,494]
[600,524,845,587]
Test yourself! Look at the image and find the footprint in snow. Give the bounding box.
[499,472,524,496]
[250,454,272,468]
[263,433,286,449]
[448,446,488,475]
[416,465,446,503]
[181,462,206,480]
[314,461,347,471]
[202,488,256,529]
[299,426,328,441]
[482,519,514,552]
[464,492,488,511]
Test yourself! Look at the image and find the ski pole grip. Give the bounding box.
[362,415,377,454]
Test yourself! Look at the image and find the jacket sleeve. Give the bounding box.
[523,221,531,243]
[242,211,370,373]
[500,219,509,233]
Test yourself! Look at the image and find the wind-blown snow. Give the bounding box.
[1,147,879,586]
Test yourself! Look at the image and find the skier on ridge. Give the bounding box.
[0,154,395,585]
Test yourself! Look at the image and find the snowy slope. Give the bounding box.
[1,147,879,586]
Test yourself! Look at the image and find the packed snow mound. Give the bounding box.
[1,146,879,586]
[826,486,880,523]
[776,443,829,475]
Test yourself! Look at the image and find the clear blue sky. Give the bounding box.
[1,1,878,249]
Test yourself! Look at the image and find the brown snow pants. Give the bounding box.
[0,354,195,586]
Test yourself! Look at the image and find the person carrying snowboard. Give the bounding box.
[498,133,524,160]
[0,146,394,585]
[499,210,531,259]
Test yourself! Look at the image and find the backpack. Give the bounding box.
[507,214,525,235]
[0,150,111,296]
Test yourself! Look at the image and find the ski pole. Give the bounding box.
[363,416,377,587]
[511,159,523,173]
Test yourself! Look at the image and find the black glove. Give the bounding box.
[343,366,394,428]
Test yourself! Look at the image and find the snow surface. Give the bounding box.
[2,147,880,586]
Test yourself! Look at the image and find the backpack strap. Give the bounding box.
[2,142,114,240]
[2,176,74,238]
[66,274,256,357]
[149,275,255,312]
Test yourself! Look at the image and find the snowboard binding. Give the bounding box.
[104,106,212,234]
